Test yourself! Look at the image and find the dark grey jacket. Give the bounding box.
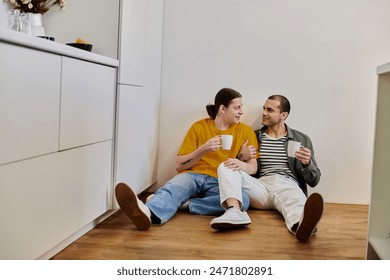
[254,124,321,196]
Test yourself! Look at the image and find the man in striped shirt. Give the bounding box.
[210,95,322,242]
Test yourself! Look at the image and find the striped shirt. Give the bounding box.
[259,133,297,181]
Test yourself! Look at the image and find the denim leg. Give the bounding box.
[189,179,251,216]
[242,191,250,211]
[189,183,224,216]
[146,172,205,225]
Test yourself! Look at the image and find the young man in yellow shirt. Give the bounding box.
[115,88,258,230]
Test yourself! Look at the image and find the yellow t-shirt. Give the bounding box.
[177,118,259,178]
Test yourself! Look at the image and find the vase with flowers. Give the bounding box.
[5,0,66,36]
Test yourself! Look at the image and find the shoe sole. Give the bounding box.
[211,222,251,231]
[115,183,151,231]
[296,193,324,242]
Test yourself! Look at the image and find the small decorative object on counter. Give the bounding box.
[8,9,31,35]
[4,0,66,14]
[4,0,67,36]
[66,38,93,52]
[25,12,45,36]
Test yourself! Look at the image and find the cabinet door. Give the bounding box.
[0,142,112,260]
[115,85,158,194]
[60,57,116,150]
[0,43,61,165]
[118,0,146,86]
[0,154,60,260]
[367,72,390,259]
[57,141,113,241]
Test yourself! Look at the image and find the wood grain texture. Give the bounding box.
[51,203,368,260]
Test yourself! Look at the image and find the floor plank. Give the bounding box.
[51,203,369,260]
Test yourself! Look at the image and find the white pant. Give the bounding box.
[217,164,307,232]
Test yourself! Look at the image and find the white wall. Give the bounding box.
[157,0,390,204]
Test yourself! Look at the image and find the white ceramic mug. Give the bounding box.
[287,140,301,157]
[221,135,233,150]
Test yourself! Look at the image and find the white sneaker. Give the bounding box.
[115,183,151,231]
[210,207,251,230]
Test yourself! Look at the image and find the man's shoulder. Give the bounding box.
[288,126,310,138]
[191,118,211,127]
[286,126,313,145]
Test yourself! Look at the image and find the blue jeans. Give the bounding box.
[146,172,250,225]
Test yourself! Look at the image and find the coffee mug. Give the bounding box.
[287,140,301,157]
[221,135,233,150]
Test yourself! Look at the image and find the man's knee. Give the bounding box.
[217,162,231,176]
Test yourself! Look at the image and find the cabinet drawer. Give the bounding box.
[0,153,60,259]
[0,141,113,259]
[56,141,113,241]
[0,43,61,165]
[59,57,116,150]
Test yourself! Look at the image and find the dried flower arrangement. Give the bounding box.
[4,0,66,14]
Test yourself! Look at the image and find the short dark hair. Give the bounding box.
[206,88,242,119]
[268,95,290,114]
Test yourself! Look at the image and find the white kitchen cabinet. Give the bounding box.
[56,141,113,242]
[114,0,164,194]
[60,57,116,150]
[0,30,118,259]
[0,43,60,165]
[118,0,146,86]
[367,63,390,260]
[0,153,60,260]
[115,85,159,191]
[0,142,112,260]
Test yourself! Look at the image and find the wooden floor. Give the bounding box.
[51,203,369,260]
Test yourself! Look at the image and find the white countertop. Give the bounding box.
[377,62,390,75]
[0,27,119,67]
